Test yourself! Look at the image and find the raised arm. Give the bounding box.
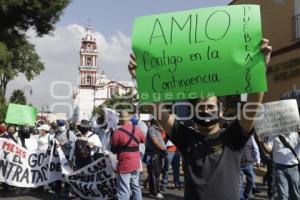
[128,54,175,135]
[239,39,272,135]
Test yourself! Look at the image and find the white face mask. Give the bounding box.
[58,126,66,132]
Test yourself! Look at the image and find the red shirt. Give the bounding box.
[111,122,145,174]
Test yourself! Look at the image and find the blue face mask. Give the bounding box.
[131,116,139,125]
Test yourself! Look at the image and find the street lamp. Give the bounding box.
[41,104,49,122]
[23,85,33,95]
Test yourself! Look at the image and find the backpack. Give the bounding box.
[74,133,96,158]
[111,125,139,154]
[75,139,91,158]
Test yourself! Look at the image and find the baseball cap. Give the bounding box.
[38,124,50,132]
[56,119,66,126]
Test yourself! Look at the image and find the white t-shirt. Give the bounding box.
[86,131,102,148]
[267,132,300,165]
[38,133,53,151]
[95,127,111,151]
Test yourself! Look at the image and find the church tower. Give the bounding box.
[79,26,97,87]
[73,25,134,123]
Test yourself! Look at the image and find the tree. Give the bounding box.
[9,89,27,105]
[0,94,7,122]
[0,0,70,96]
[91,92,136,116]
[0,38,44,96]
[105,92,135,111]
[0,1,71,36]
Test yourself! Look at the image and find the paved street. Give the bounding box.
[0,168,271,200]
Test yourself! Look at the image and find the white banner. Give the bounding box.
[65,157,118,200]
[0,138,118,200]
[0,138,61,187]
[255,99,300,137]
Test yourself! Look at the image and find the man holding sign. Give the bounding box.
[128,5,272,200]
[129,40,271,199]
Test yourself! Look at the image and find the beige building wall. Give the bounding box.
[230,0,300,102]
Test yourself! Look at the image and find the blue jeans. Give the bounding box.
[240,163,255,200]
[275,164,300,200]
[117,170,142,200]
[162,151,181,187]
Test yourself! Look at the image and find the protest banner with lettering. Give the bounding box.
[132,5,267,102]
[25,134,40,151]
[255,99,300,138]
[1,138,118,199]
[0,138,61,187]
[5,103,37,126]
[65,157,118,200]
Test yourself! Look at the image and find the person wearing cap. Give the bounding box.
[69,119,102,170]
[111,111,145,200]
[54,119,76,158]
[37,124,52,151]
[52,119,76,197]
[35,124,52,192]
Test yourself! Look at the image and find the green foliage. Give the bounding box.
[0,94,7,122]
[0,0,71,36]
[0,37,44,96]
[105,92,135,112]
[9,89,26,105]
[91,92,136,116]
[92,105,105,117]
[0,0,70,96]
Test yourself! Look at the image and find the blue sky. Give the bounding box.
[8,0,232,114]
[58,0,232,37]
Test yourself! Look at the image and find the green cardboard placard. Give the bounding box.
[132,5,267,102]
[5,103,37,126]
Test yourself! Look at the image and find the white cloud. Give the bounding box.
[6,24,132,113]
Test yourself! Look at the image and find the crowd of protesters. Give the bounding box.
[0,38,299,200]
[0,109,183,200]
[0,103,299,200]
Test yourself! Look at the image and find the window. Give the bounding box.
[296,14,300,40]
[86,57,92,66]
[295,0,300,40]
[86,74,92,85]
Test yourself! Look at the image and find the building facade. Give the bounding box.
[229,0,300,104]
[73,27,133,122]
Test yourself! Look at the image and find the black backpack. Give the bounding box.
[74,133,97,158]
[75,139,91,158]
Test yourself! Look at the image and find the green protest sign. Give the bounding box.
[5,103,37,126]
[132,5,267,102]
